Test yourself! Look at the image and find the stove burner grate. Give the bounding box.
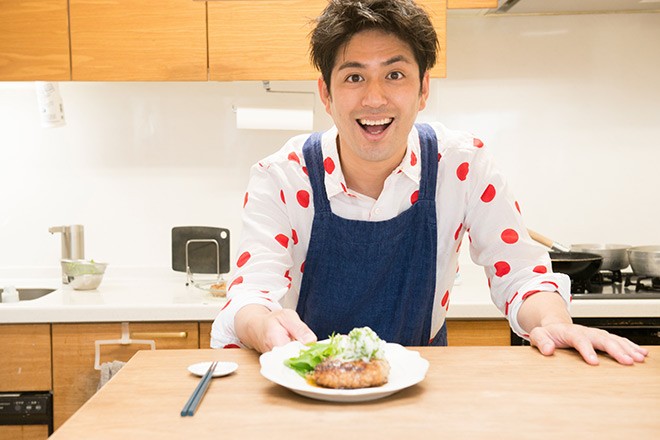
[625,274,660,292]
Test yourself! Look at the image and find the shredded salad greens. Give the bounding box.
[284,327,386,377]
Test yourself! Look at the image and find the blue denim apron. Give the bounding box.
[296,123,447,346]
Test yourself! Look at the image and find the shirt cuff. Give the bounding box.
[210,294,283,349]
[507,273,572,340]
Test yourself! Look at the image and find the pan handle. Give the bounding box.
[527,229,571,253]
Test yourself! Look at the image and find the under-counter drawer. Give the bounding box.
[0,324,51,392]
[51,322,198,430]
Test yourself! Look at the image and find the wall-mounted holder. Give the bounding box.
[233,81,315,131]
[94,322,156,370]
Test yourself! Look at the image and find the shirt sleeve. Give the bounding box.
[462,146,572,340]
[211,162,296,349]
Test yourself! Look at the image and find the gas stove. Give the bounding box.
[571,271,660,300]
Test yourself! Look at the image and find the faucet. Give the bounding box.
[49,225,85,283]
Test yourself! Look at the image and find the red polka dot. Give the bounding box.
[302,167,308,176]
[533,265,547,274]
[220,299,232,311]
[291,229,298,245]
[275,234,289,248]
[454,223,463,241]
[280,190,286,204]
[228,276,243,290]
[437,153,442,162]
[223,344,240,349]
[284,270,292,281]
[456,162,469,181]
[473,138,484,148]
[237,251,251,268]
[481,184,496,203]
[515,201,521,214]
[501,229,519,244]
[296,190,310,208]
[441,290,449,307]
[522,290,541,301]
[410,151,417,166]
[324,157,335,174]
[243,192,249,208]
[341,182,347,192]
[410,190,419,205]
[300,261,305,273]
[494,261,511,277]
[541,281,559,289]
[287,152,300,164]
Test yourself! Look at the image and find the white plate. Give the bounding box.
[259,341,429,402]
[187,361,238,377]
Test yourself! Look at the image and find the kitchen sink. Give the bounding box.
[0,287,56,302]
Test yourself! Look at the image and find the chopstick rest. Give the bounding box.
[181,361,218,417]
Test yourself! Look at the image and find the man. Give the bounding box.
[211,0,648,365]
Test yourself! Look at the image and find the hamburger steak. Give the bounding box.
[311,358,391,389]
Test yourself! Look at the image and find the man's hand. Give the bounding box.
[235,304,317,353]
[517,291,649,365]
[529,322,649,365]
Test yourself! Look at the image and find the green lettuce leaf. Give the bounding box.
[283,340,339,378]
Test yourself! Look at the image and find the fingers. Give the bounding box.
[529,323,648,366]
[528,328,557,357]
[277,309,317,344]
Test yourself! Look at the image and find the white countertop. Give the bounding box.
[1,265,658,324]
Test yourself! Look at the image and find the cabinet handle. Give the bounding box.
[131,332,188,339]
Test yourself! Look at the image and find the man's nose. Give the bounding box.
[362,80,388,108]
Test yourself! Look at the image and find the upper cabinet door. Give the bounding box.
[69,0,207,81]
[208,0,446,81]
[0,1,70,81]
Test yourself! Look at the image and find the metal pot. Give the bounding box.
[628,246,660,277]
[570,244,630,271]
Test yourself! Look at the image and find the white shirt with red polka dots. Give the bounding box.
[210,122,571,349]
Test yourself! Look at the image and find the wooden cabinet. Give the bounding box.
[69,0,207,81]
[0,324,51,440]
[2,0,457,82]
[199,321,213,349]
[208,0,447,80]
[51,321,199,429]
[0,324,51,392]
[446,319,511,346]
[0,1,70,81]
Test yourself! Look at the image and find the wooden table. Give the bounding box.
[49,346,659,439]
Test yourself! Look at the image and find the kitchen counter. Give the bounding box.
[1,264,659,324]
[48,346,660,439]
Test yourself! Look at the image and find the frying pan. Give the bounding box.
[528,229,603,281]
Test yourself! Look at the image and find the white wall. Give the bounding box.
[1,12,659,275]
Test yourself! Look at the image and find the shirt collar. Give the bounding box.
[319,125,422,199]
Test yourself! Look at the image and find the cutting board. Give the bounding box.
[171,226,230,275]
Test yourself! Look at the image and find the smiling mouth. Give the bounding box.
[358,117,393,135]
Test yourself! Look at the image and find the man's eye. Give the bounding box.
[346,74,363,83]
[387,71,405,80]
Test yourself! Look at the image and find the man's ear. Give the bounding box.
[419,71,430,112]
[318,76,332,115]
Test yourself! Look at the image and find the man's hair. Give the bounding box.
[310,0,439,88]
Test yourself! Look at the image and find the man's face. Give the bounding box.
[319,29,429,168]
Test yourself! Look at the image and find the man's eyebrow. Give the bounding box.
[336,55,413,71]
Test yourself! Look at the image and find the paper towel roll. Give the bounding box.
[35,82,66,128]
[235,107,313,131]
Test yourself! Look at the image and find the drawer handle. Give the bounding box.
[131,332,188,339]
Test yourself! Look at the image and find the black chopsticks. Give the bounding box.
[181,361,218,417]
